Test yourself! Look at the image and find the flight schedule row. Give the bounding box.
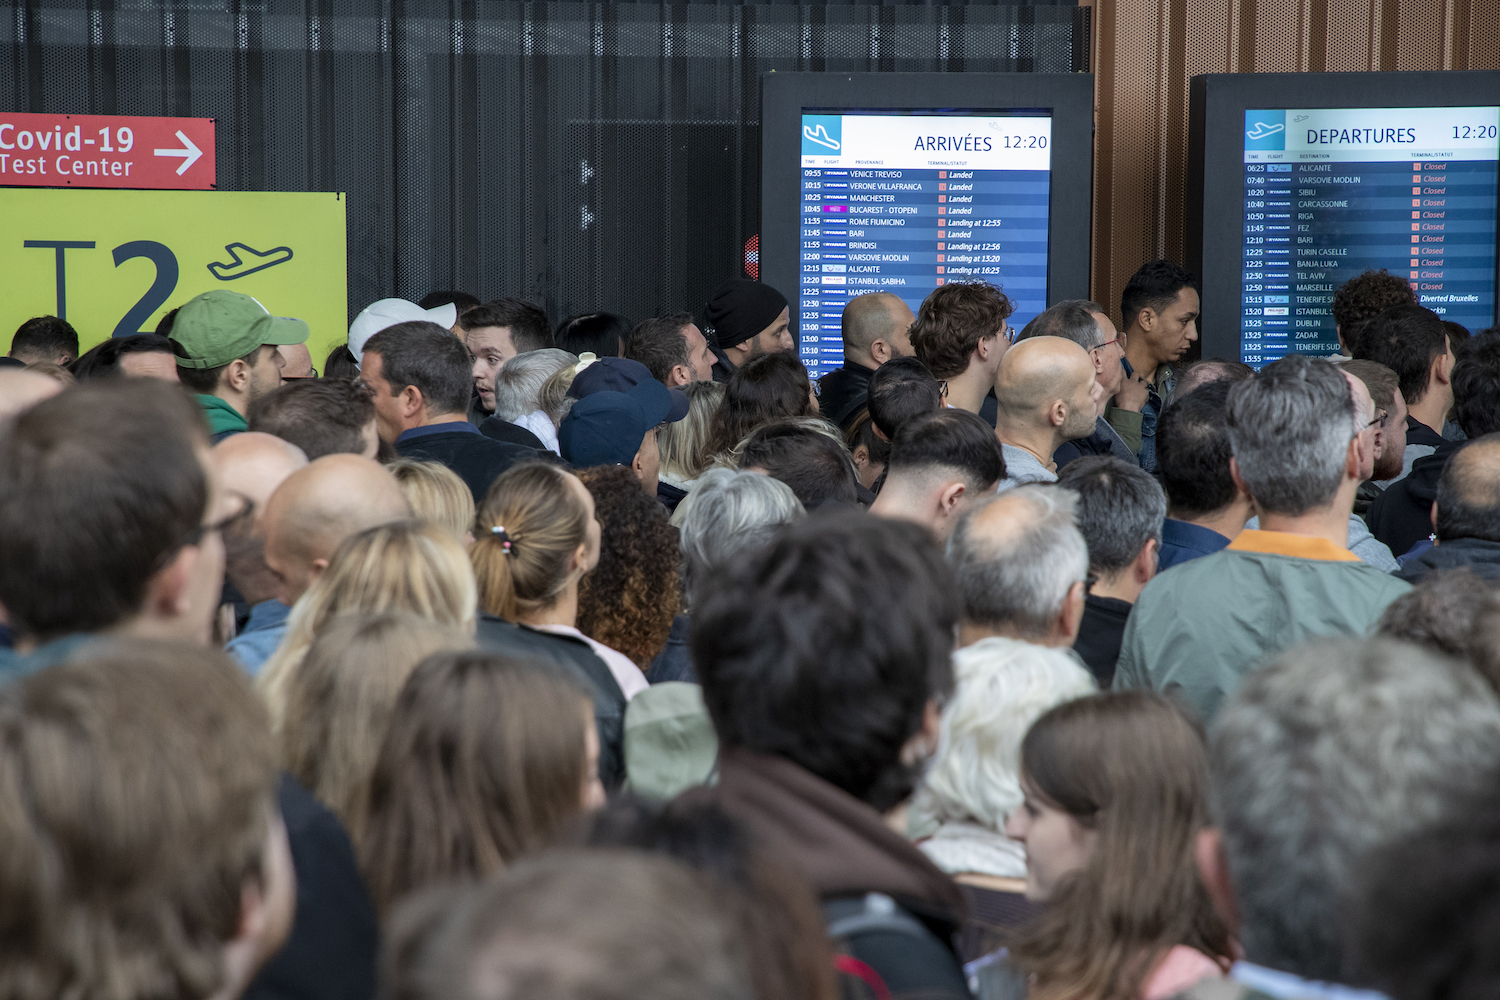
[1240,159,1498,364]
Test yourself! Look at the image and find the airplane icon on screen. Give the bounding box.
[803,124,841,150]
[1246,122,1285,140]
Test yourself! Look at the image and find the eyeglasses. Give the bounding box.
[281,367,319,380]
[1091,331,1128,353]
[1003,324,1018,344]
[937,379,950,399]
[184,493,255,549]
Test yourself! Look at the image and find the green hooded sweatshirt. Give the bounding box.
[195,394,248,438]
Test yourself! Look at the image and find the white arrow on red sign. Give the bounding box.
[153,130,203,176]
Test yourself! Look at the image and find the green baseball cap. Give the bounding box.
[170,290,310,370]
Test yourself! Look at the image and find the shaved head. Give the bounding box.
[995,336,1099,442]
[262,454,412,606]
[1436,435,1500,544]
[842,293,916,365]
[0,370,64,422]
[211,433,309,605]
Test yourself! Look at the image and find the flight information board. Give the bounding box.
[1239,106,1499,366]
[798,110,1051,378]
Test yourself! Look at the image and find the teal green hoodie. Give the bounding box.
[195,394,248,438]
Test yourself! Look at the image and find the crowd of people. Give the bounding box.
[2,261,1499,1000]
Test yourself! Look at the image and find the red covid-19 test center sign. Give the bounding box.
[0,113,216,189]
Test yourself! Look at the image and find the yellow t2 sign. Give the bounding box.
[0,189,347,366]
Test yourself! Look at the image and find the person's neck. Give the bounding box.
[211,387,249,418]
[959,621,1069,649]
[846,352,878,372]
[419,409,466,429]
[1254,483,1358,549]
[1407,390,1450,435]
[1089,570,1142,605]
[1170,501,1252,542]
[994,421,1058,471]
[17,612,203,655]
[517,578,580,630]
[945,365,993,415]
[1122,333,1164,382]
[868,479,941,535]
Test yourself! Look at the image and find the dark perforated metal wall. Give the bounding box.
[2,2,1090,325]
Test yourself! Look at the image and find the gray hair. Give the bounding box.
[946,484,1090,639]
[1014,299,1105,350]
[1226,354,1357,516]
[671,468,804,608]
[491,349,578,421]
[1055,457,1167,575]
[911,637,1095,835]
[1210,637,1500,981]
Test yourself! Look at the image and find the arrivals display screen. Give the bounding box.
[796,111,1051,377]
[1239,106,1499,365]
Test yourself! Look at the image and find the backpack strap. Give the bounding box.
[824,892,938,943]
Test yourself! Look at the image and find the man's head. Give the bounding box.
[71,333,181,382]
[1119,260,1199,366]
[1433,435,1500,544]
[1450,330,1500,441]
[625,312,715,387]
[735,420,861,510]
[863,355,941,441]
[210,433,309,606]
[248,378,379,460]
[1055,457,1166,604]
[908,281,1014,381]
[702,280,792,370]
[555,312,630,359]
[362,321,474,441]
[0,641,294,1000]
[461,299,553,413]
[261,454,413,606]
[870,409,1005,538]
[946,485,1090,648]
[0,369,64,422]
[993,336,1102,450]
[278,342,314,379]
[10,314,79,365]
[1155,380,1244,522]
[560,357,689,492]
[1172,357,1254,399]
[1331,269,1417,349]
[1016,299,1123,400]
[387,850,752,1000]
[1341,359,1407,481]
[1202,638,1500,982]
[1226,355,1367,518]
[169,291,309,413]
[0,380,225,645]
[694,512,959,813]
[841,292,916,370]
[1349,304,1452,415]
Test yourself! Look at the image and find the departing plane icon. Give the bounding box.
[803,124,841,150]
[1245,122,1285,140]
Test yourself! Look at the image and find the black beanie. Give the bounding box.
[701,279,788,350]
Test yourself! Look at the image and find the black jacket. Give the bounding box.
[646,614,694,684]
[656,480,689,516]
[1366,438,1462,559]
[478,416,548,452]
[818,361,876,430]
[1073,593,1131,688]
[1053,415,1135,471]
[243,776,379,1000]
[474,615,627,790]
[1396,537,1500,584]
[396,427,540,503]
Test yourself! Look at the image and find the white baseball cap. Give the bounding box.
[348,298,459,365]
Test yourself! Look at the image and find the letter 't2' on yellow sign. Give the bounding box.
[0,189,347,366]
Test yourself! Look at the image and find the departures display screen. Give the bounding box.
[798,110,1051,378]
[1240,106,1499,366]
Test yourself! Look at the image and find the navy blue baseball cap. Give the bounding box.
[559,391,653,468]
[568,356,690,422]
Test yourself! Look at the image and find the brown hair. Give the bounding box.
[0,640,277,1000]
[280,613,474,843]
[471,462,592,621]
[707,351,816,457]
[909,281,1014,379]
[358,650,594,915]
[1008,692,1232,1000]
[386,459,477,542]
[1341,358,1400,415]
[576,465,682,667]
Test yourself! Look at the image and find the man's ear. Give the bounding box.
[976,333,995,363]
[1229,456,1249,498]
[224,358,253,394]
[1135,307,1157,334]
[668,364,690,388]
[308,557,330,584]
[632,447,647,480]
[399,384,425,420]
[938,481,966,515]
[1137,538,1159,583]
[1434,349,1454,386]
[1196,828,1240,937]
[1344,432,1363,481]
[852,444,872,471]
[871,423,890,443]
[144,545,199,621]
[1059,579,1086,645]
[1048,398,1068,428]
[1431,500,1441,539]
[870,338,893,366]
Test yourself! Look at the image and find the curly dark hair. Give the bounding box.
[707,350,815,457]
[1331,269,1417,339]
[575,465,682,668]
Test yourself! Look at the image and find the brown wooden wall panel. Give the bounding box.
[1085,0,1500,332]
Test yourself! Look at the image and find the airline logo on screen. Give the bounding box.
[1245,111,1286,151]
[802,115,842,155]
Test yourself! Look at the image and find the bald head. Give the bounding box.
[842,293,916,367]
[211,433,309,605]
[278,343,314,379]
[1436,434,1500,544]
[0,370,64,422]
[262,454,412,606]
[994,336,1101,448]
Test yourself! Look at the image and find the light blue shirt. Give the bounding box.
[224,599,291,676]
[1232,961,1388,1000]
